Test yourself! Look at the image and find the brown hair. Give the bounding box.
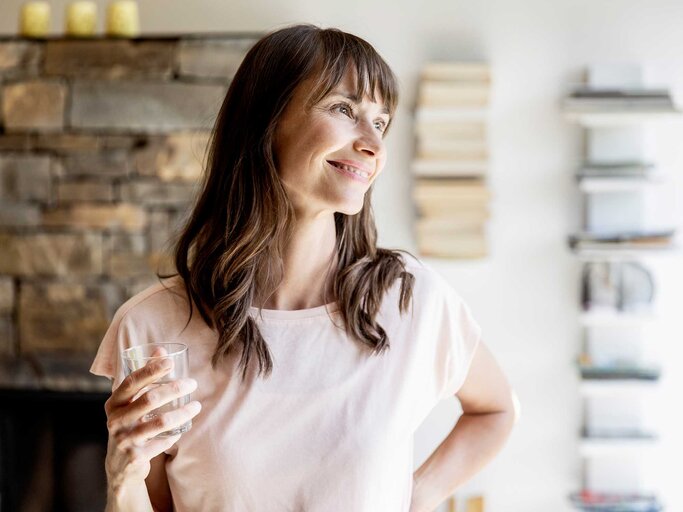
[173,24,415,380]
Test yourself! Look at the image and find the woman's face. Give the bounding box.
[274,67,391,216]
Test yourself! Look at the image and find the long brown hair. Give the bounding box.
[173,24,415,380]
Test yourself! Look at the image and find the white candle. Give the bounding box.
[106,0,139,38]
[66,1,97,37]
[20,1,51,38]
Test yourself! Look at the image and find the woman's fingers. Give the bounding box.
[106,359,172,411]
[113,378,197,429]
[117,401,202,450]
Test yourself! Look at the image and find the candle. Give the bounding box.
[19,1,51,38]
[106,1,140,38]
[66,1,97,37]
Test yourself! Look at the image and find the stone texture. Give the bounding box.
[106,233,151,278]
[42,203,148,232]
[56,180,115,202]
[0,134,33,151]
[33,133,139,153]
[2,80,67,132]
[178,39,255,80]
[0,316,15,356]
[0,277,15,314]
[135,131,211,182]
[0,202,42,227]
[0,233,103,277]
[120,180,198,207]
[0,154,52,202]
[0,42,41,78]
[45,40,176,79]
[19,281,122,353]
[62,149,131,177]
[70,81,227,132]
[149,209,187,253]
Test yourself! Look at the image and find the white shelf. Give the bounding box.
[579,310,657,326]
[579,379,660,396]
[579,437,659,457]
[564,109,682,127]
[574,245,679,261]
[578,176,664,193]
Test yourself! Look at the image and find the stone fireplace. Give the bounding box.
[0,33,257,511]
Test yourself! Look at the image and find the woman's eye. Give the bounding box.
[334,103,353,117]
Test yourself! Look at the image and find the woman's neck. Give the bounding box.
[259,213,338,311]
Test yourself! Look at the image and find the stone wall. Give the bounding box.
[0,35,257,356]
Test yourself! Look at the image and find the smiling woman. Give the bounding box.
[90,23,515,512]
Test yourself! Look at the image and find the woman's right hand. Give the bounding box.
[103,358,201,495]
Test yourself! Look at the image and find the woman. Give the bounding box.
[92,24,517,512]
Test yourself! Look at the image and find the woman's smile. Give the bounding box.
[326,160,372,184]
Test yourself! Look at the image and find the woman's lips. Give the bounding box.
[326,161,371,184]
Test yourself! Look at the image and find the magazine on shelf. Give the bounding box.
[568,230,675,251]
[578,364,661,381]
[569,490,662,512]
[564,88,675,112]
[581,427,657,440]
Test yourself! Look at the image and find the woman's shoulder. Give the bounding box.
[112,275,190,328]
[398,252,454,294]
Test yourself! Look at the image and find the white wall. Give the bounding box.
[3,1,683,510]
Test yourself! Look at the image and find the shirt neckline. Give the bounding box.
[249,302,339,320]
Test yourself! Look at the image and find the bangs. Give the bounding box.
[306,29,399,118]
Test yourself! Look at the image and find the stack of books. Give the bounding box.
[569,491,662,511]
[568,230,676,252]
[412,62,491,259]
[564,88,676,115]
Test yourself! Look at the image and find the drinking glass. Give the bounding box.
[121,342,192,437]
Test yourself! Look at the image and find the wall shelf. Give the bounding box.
[579,310,657,326]
[579,437,659,457]
[579,379,660,396]
[563,109,682,127]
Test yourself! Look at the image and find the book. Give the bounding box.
[415,120,486,140]
[417,232,487,259]
[564,88,674,112]
[581,427,657,440]
[416,213,489,232]
[568,230,675,251]
[414,178,489,199]
[416,138,488,160]
[569,490,662,512]
[421,62,490,83]
[579,364,661,381]
[418,82,489,108]
[577,162,655,178]
[412,159,488,178]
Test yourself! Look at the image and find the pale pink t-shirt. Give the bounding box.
[90,256,481,512]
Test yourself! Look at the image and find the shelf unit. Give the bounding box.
[564,64,679,510]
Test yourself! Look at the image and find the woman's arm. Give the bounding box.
[410,341,518,512]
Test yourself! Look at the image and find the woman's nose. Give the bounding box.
[353,121,385,157]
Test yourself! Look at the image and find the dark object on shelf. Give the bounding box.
[576,162,656,179]
[564,87,675,113]
[569,490,662,511]
[569,230,675,248]
[581,427,657,440]
[579,364,660,381]
[581,261,655,311]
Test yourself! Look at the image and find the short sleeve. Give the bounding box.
[90,308,139,390]
[432,283,483,402]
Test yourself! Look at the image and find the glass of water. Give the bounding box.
[121,342,191,437]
